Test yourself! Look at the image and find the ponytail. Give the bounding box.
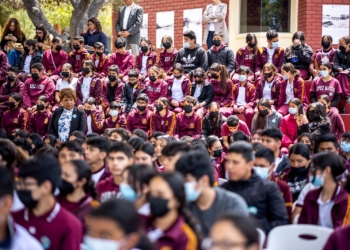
[282,63,300,77]
[219,65,228,92]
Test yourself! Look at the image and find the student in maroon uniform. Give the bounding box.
[126,94,151,134]
[1,93,27,135]
[221,115,251,149]
[298,152,349,229]
[280,98,301,149]
[166,63,191,113]
[278,63,308,116]
[0,50,8,84]
[12,155,83,250]
[340,133,350,172]
[154,136,175,171]
[161,141,191,172]
[310,35,336,78]
[158,35,178,75]
[150,97,176,137]
[84,136,111,186]
[28,96,52,137]
[323,224,350,250]
[108,38,135,80]
[41,37,68,82]
[136,38,157,81]
[206,135,226,179]
[234,33,257,80]
[58,159,98,228]
[68,36,91,74]
[54,63,78,107]
[22,63,55,113]
[96,142,133,202]
[103,101,127,130]
[101,65,123,111]
[121,69,146,114]
[144,66,167,107]
[84,97,104,135]
[174,96,202,139]
[16,39,42,80]
[134,143,155,168]
[232,66,256,129]
[147,172,199,249]
[58,141,84,166]
[90,42,109,77]
[107,128,130,142]
[202,102,227,138]
[256,30,285,75]
[210,63,234,116]
[76,60,102,110]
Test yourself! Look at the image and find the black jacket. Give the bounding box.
[275,154,290,176]
[121,82,145,114]
[298,120,331,141]
[284,44,313,70]
[221,171,288,233]
[207,45,235,74]
[190,81,213,108]
[48,106,87,138]
[175,44,208,73]
[333,50,350,77]
[202,114,227,138]
[16,52,42,71]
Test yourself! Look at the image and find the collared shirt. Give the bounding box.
[23,54,32,74]
[58,108,73,142]
[263,80,273,100]
[94,59,99,68]
[285,80,294,104]
[193,85,202,100]
[172,77,184,102]
[141,55,148,74]
[317,186,341,228]
[237,86,247,105]
[82,76,92,103]
[92,167,106,186]
[123,3,134,30]
[86,115,92,134]
[266,45,275,63]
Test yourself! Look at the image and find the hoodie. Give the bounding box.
[251,109,282,134]
[175,44,208,74]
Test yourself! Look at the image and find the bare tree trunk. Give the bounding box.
[69,0,93,43]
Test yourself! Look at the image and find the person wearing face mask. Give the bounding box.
[144,66,168,107]
[83,97,104,135]
[28,95,52,137]
[298,152,348,229]
[334,35,350,110]
[278,63,308,116]
[121,69,146,114]
[150,97,176,136]
[90,42,109,78]
[16,39,42,80]
[81,17,108,55]
[174,96,202,139]
[340,133,350,172]
[68,36,91,74]
[1,93,27,135]
[202,102,227,138]
[206,136,227,179]
[232,66,256,129]
[207,32,234,75]
[103,101,127,130]
[158,35,178,75]
[251,98,282,134]
[233,33,258,81]
[55,63,78,107]
[309,35,336,78]
[76,60,102,110]
[41,37,68,82]
[12,156,83,250]
[318,95,344,140]
[126,93,151,134]
[101,65,123,110]
[297,102,331,141]
[136,38,157,81]
[280,98,302,149]
[256,30,285,75]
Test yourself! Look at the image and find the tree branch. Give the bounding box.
[69,0,93,40]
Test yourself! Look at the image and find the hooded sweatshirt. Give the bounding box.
[175,44,208,74]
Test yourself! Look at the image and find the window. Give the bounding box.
[240,0,291,33]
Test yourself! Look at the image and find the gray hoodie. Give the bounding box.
[251,109,282,133]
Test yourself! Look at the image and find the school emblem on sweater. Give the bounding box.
[165,121,168,126]
[13,118,18,123]
[189,123,194,129]
[44,118,48,124]
[294,88,298,93]
[142,118,147,124]
[274,54,278,58]
[148,60,152,65]
[91,81,96,87]
[40,236,51,249]
[329,92,333,96]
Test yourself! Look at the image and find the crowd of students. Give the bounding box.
[0,14,350,250]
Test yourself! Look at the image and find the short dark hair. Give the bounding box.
[30,63,44,71]
[59,141,83,155]
[255,147,275,165]
[289,143,310,160]
[114,37,126,48]
[135,142,154,157]
[311,152,345,182]
[132,129,148,141]
[85,136,109,152]
[162,141,191,157]
[342,132,350,141]
[52,37,61,44]
[261,127,283,141]
[94,42,104,49]
[8,66,19,74]
[110,101,122,110]
[227,141,254,162]
[69,131,86,140]
[108,65,119,74]
[231,131,249,142]
[126,164,157,192]
[183,95,197,106]
[109,128,130,142]
[227,115,239,127]
[84,97,96,105]
[74,36,85,44]
[0,168,14,198]
[237,65,251,75]
[175,150,214,186]
[37,95,48,103]
[266,30,278,40]
[136,93,149,103]
[128,69,139,78]
[24,39,37,48]
[108,141,133,158]
[13,138,33,156]
[128,137,146,151]
[317,134,339,149]
[252,142,265,152]
[183,30,196,42]
[0,139,16,170]
[149,131,166,140]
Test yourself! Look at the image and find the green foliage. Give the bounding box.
[42,2,73,30]
[8,10,36,38]
[97,4,112,37]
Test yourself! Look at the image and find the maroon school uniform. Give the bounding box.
[68,49,91,73]
[0,50,8,83]
[101,80,123,109]
[87,109,105,134]
[144,79,168,105]
[166,76,191,105]
[12,203,83,250]
[92,164,111,186]
[235,46,256,73]
[0,79,24,117]
[158,48,178,75]
[310,77,342,102]
[271,175,293,223]
[75,75,102,106]
[328,107,345,140]
[135,51,157,75]
[150,110,176,136]
[221,121,251,137]
[309,48,336,72]
[174,112,202,139]
[1,107,28,134]
[211,79,234,108]
[29,110,52,137]
[108,51,134,77]
[42,50,68,76]
[255,76,281,106]
[232,81,256,128]
[103,114,127,130]
[96,175,121,203]
[22,76,55,109]
[324,225,350,250]
[256,47,285,73]
[126,109,151,133]
[91,53,109,77]
[214,152,226,179]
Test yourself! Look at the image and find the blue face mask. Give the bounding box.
[120,184,137,201]
[272,42,279,49]
[184,42,190,49]
[320,70,329,78]
[238,75,247,82]
[109,110,118,117]
[340,141,350,153]
[289,107,297,115]
[282,75,289,80]
[309,174,324,187]
[253,167,270,180]
[184,182,202,202]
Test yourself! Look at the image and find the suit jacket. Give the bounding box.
[202,2,229,43]
[115,4,144,44]
[48,106,87,138]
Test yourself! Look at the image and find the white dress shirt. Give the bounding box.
[123,3,134,30]
[172,77,184,102]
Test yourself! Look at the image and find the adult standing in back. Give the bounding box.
[115,0,144,56]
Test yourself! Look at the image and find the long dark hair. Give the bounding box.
[285,31,307,57]
[1,18,24,42]
[210,63,229,93]
[126,164,157,193]
[289,143,310,161]
[88,17,102,32]
[246,33,258,61]
[253,98,271,130]
[208,102,222,131]
[282,63,301,78]
[34,24,49,42]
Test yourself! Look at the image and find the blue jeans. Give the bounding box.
[7,49,21,66]
[207,31,215,49]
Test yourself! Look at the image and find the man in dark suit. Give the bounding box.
[115,0,143,56]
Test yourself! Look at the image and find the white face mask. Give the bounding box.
[109,110,118,117]
[82,236,120,250]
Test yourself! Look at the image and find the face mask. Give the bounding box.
[211,73,218,79]
[259,109,269,117]
[96,51,103,57]
[149,196,169,217]
[23,47,30,53]
[7,102,15,109]
[264,72,273,78]
[309,174,324,187]
[184,182,202,202]
[108,75,117,82]
[320,70,329,78]
[7,75,15,82]
[282,75,289,80]
[213,40,221,46]
[194,80,202,85]
[17,190,38,210]
[213,149,223,157]
[292,166,307,174]
[322,41,330,49]
[209,111,219,118]
[248,43,256,48]
[59,179,75,196]
[55,45,63,51]
[32,73,40,81]
[238,75,247,82]
[339,45,346,53]
[109,110,118,117]
[184,42,190,49]
[37,104,45,111]
[83,236,120,250]
[149,76,157,82]
[174,74,182,80]
[294,44,302,49]
[137,105,146,112]
[120,183,137,202]
[340,141,350,153]
[82,67,90,75]
[253,167,269,180]
[272,42,279,49]
[156,104,163,112]
[184,105,193,113]
[163,42,171,49]
[85,110,91,115]
[61,72,70,78]
[73,44,80,50]
[289,107,297,115]
[307,110,318,121]
[140,46,149,53]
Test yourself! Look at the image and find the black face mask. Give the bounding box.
[55,45,63,51]
[264,72,273,78]
[210,111,219,118]
[184,105,193,113]
[174,74,182,80]
[291,166,308,175]
[96,51,103,57]
[149,196,169,217]
[108,75,117,82]
[339,46,346,53]
[308,110,318,121]
[211,73,219,79]
[321,41,330,49]
[149,76,157,82]
[85,110,91,115]
[17,190,38,210]
[73,44,80,50]
[7,75,15,83]
[294,44,302,49]
[141,46,149,53]
[213,149,223,157]
[7,102,15,109]
[259,109,269,117]
[61,72,70,78]
[195,79,202,85]
[23,47,30,53]
[32,73,40,81]
[59,179,75,196]
[213,40,221,46]
[82,67,90,75]
[248,43,256,48]
[163,42,171,49]
[156,104,163,112]
[137,105,146,112]
[37,104,45,111]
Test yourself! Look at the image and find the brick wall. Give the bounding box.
[111,0,229,53]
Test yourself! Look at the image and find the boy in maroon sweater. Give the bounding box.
[68,36,91,73]
[221,115,251,149]
[12,155,83,250]
[108,38,134,80]
[103,101,127,130]
[101,65,124,110]
[96,142,133,203]
[126,93,151,134]
[91,42,109,77]
[29,95,52,137]
[84,97,105,134]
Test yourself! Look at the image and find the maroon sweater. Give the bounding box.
[324,225,350,250]
[22,76,55,109]
[309,48,336,72]
[0,79,24,102]
[174,112,202,139]
[210,79,234,107]
[29,110,52,136]
[75,75,102,106]
[256,46,285,73]
[101,80,123,109]
[68,49,91,73]
[0,50,8,82]
[91,53,109,77]
[255,76,281,106]
[166,76,191,104]
[1,107,28,134]
[150,110,176,136]
[96,175,121,203]
[278,76,308,109]
[135,50,157,75]
[42,50,68,75]
[103,114,127,130]
[144,79,168,105]
[108,51,134,77]
[232,81,256,109]
[126,109,151,133]
[328,107,345,140]
[158,48,178,74]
